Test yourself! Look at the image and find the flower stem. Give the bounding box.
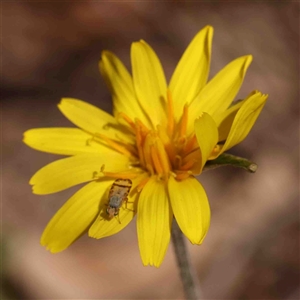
[171,220,203,299]
[203,152,258,173]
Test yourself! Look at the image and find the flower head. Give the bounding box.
[23,25,267,267]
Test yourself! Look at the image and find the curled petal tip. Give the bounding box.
[205,25,214,32]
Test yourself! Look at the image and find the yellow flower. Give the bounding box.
[23,25,268,267]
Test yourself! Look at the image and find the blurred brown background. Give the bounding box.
[2,1,299,299]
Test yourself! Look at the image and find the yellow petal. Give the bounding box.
[137,177,172,267]
[194,112,219,172]
[214,91,258,142]
[184,113,218,174]
[189,55,252,126]
[23,128,110,155]
[88,175,145,239]
[30,152,130,194]
[169,26,213,120]
[131,40,167,128]
[100,51,152,129]
[58,98,133,143]
[214,100,245,142]
[168,176,210,244]
[41,180,113,253]
[212,91,268,157]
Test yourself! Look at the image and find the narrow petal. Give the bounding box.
[168,176,210,244]
[185,112,218,174]
[131,40,167,127]
[137,177,172,267]
[169,26,213,120]
[212,91,268,158]
[30,152,130,194]
[100,51,152,129]
[41,180,113,253]
[58,98,133,143]
[88,175,146,239]
[214,91,258,142]
[188,55,252,125]
[23,128,110,155]
[214,100,245,142]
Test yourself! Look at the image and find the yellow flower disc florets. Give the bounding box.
[92,90,200,185]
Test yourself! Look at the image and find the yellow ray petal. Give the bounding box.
[131,40,167,128]
[214,101,245,142]
[88,175,145,239]
[23,128,111,155]
[41,180,113,253]
[100,51,152,129]
[137,177,172,267]
[193,112,219,173]
[168,176,210,244]
[214,91,258,142]
[188,55,252,129]
[58,98,134,143]
[212,91,268,158]
[184,113,218,175]
[169,26,213,120]
[30,153,130,194]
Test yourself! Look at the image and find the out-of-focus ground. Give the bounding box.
[2,1,299,299]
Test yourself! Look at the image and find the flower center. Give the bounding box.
[91,90,200,182]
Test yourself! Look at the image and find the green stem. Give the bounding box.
[203,153,258,173]
[171,220,202,299]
